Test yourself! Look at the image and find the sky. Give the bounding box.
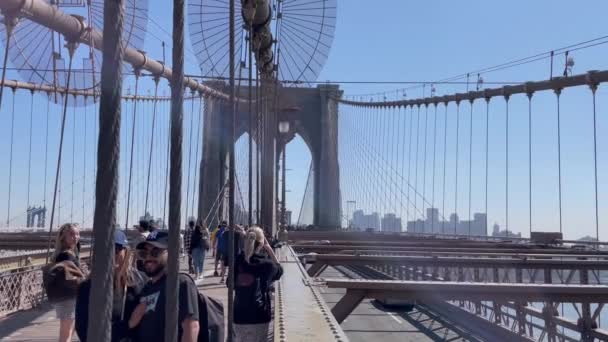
[0,0,607,239]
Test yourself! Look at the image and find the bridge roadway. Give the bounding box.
[1,240,486,341]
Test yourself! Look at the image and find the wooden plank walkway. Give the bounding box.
[0,254,226,341]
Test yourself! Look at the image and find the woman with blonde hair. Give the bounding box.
[75,229,146,342]
[231,226,283,342]
[50,223,81,342]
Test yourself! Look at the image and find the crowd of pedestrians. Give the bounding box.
[43,219,283,342]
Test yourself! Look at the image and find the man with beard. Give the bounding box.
[129,231,200,342]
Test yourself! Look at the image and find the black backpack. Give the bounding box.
[182,274,225,342]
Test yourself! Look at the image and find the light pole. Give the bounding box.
[278,121,290,229]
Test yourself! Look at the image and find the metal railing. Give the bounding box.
[0,260,89,317]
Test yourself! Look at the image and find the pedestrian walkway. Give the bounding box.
[0,253,226,341]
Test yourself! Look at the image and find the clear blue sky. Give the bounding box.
[0,1,607,239]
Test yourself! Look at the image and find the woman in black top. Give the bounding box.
[51,223,81,342]
[232,226,282,342]
[75,230,146,342]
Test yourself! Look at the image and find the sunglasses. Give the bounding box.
[114,244,126,254]
[137,248,166,259]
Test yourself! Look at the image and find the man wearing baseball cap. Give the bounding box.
[128,231,200,342]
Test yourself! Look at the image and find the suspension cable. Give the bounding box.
[44,93,51,211]
[468,100,474,236]
[442,103,448,234]
[414,105,421,227]
[422,104,429,232]
[71,98,76,221]
[190,94,203,218]
[185,90,196,221]
[82,97,87,226]
[163,94,171,225]
[144,78,160,214]
[485,98,490,235]
[555,89,563,235]
[46,44,76,263]
[505,95,510,237]
[431,104,438,233]
[124,71,140,230]
[27,91,34,214]
[454,101,461,234]
[527,92,533,236]
[6,88,16,226]
[405,106,413,226]
[590,84,599,240]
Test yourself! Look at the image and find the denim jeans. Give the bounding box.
[191,247,206,276]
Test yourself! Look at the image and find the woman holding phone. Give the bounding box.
[230,226,283,342]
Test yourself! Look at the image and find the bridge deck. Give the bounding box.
[0,255,227,341]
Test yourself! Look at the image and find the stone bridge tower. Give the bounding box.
[197,84,342,234]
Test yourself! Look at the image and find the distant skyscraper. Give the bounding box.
[381,213,402,232]
[406,208,488,237]
[351,210,386,231]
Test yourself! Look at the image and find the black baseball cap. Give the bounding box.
[136,230,169,249]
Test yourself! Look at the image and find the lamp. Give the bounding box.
[278,121,290,134]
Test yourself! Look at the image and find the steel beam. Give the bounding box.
[325,279,608,302]
[306,254,608,279]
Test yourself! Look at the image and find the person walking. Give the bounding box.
[184,219,195,273]
[231,226,283,342]
[129,231,200,342]
[50,223,82,342]
[75,230,146,341]
[189,224,210,279]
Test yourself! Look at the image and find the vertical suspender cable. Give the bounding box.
[442,104,448,234]
[185,90,196,221]
[6,88,16,226]
[400,105,406,227]
[87,0,124,338]
[391,106,398,224]
[71,98,76,220]
[83,98,87,226]
[46,46,75,261]
[414,105,420,227]
[485,98,490,235]
[248,25,253,226]
[395,106,402,225]
[144,78,160,214]
[590,85,600,240]
[454,102,460,234]
[27,91,34,214]
[167,0,186,339]
[527,93,533,236]
[422,104,429,232]
[505,96,510,237]
[555,89,563,235]
[468,100,474,236]
[44,94,51,214]
[125,73,140,230]
[431,104,438,233]
[255,69,260,223]
[227,0,236,339]
[191,95,203,218]
[163,98,171,225]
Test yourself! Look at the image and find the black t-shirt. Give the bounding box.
[233,252,282,324]
[136,273,199,342]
